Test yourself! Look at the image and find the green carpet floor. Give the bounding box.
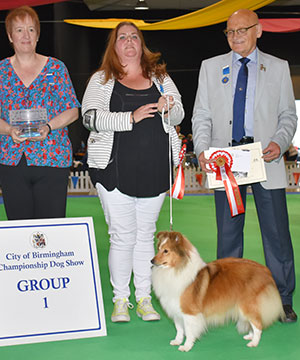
[0,194,299,359]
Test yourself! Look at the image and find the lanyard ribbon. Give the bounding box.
[162,89,185,229]
[209,151,244,217]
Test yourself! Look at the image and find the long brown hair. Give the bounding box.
[98,21,167,83]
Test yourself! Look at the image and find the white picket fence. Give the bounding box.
[0,163,298,197]
[68,170,97,195]
[67,162,300,195]
[67,167,207,195]
[285,161,300,190]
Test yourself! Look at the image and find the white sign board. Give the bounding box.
[0,217,107,346]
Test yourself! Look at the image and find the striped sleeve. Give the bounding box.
[82,72,132,132]
[160,75,185,126]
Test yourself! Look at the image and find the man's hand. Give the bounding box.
[262,141,281,162]
[198,152,214,173]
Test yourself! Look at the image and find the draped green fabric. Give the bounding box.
[64,0,276,30]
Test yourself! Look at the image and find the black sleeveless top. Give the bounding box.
[89,81,169,197]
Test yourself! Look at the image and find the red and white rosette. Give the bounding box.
[171,144,186,200]
[209,150,245,217]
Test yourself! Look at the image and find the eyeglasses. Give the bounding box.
[223,24,258,37]
[116,33,140,42]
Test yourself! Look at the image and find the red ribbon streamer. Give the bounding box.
[293,172,300,184]
[171,144,186,200]
[209,151,244,217]
[195,173,202,186]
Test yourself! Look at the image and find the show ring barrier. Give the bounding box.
[67,161,300,195]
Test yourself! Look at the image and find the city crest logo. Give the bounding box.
[30,232,48,249]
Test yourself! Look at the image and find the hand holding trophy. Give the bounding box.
[9,108,48,141]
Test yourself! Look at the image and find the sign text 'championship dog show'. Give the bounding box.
[0,217,106,346]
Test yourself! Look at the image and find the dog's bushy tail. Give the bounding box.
[259,284,284,328]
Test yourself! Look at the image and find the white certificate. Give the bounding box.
[204,142,267,189]
[0,217,107,346]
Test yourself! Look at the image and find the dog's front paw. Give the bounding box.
[170,339,182,346]
[243,333,253,341]
[246,339,259,348]
[178,343,193,352]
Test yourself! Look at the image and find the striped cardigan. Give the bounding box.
[82,71,184,169]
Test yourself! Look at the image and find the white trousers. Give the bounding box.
[96,183,166,302]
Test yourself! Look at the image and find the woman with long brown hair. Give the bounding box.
[82,21,184,323]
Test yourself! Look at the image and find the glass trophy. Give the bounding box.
[9,108,48,138]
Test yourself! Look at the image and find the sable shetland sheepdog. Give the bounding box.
[151,231,285,352]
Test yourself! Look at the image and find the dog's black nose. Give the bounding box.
[151,258,155,264]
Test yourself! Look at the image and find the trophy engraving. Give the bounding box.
[9,108,48,138]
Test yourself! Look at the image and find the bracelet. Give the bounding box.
[46,123,52,134]
[131,112,136,124]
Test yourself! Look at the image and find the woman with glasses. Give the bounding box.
[82,21,184,323]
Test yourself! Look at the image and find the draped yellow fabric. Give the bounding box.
[64,0,275,30]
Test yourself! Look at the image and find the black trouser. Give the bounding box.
[0,154,69,220]
[214,182,295,305]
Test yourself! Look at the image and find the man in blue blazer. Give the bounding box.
[192,8,297,322]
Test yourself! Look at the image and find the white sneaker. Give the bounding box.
[136,297,161,321]
[111,298,133,323]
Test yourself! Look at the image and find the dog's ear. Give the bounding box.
[156,231,168,249]
[157,231,166,240]
[173,231,183,243]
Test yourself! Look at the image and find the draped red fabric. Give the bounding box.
[260,18,300,33]
[0,0,66,10]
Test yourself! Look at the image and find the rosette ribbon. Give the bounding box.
[209,150,245,217]
[171,144,186,200]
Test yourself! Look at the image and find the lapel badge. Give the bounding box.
[260,64,266,72]
[46,73,54,85]
[223,65,230,75]
[222,65,230,84]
